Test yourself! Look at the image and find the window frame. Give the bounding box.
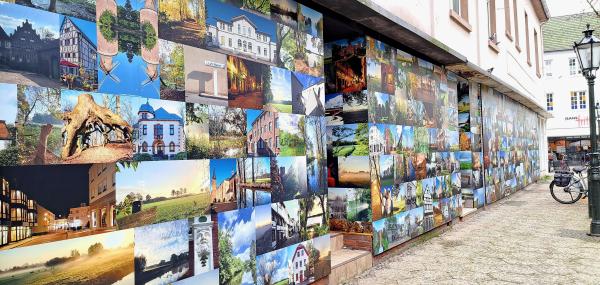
[546,93,553,111]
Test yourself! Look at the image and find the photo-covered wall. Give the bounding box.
[0,1,330,284]
[482,89,541,204]
[325,36,463,255]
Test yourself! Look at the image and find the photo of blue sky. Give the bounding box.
[299,4,322,37]
[116,160,209,202]
[246,109,265,132]
[269,66,291,102]
[134,219,189,267]
[256,247,289,284]
[402,126,414,149]
[0,83,17,124]
[210,158,237,188]
[0,3,59,38]
[325,93,343,109]
[205,0,275,39]
[218,207,256,285]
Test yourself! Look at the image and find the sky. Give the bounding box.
[0,2,59,38]
[217,207,255,285]
[60,15,96,44]
[1,164,90,218]
[246,109,264,131]
[338,156,369,173]
[116,160,208,202]
[300,4,322,37]
[0,229,133,271]
[546,0,596,16]
[210,158,237,187]
[134,219,189,266]
[206,0,276,38]
[0,83,16,124]
[325,93,343,109]
[278,113,301,134]
[259,248,289,283]
[254,203,271,231]
[269,66,292,102]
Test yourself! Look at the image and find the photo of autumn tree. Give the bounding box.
[185,103,210,159]
[158,0,207,47]
[159,39,185,101]
[221,0,270,16]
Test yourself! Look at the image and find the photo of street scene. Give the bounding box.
[0,163,116,250]
[115,160,211,229]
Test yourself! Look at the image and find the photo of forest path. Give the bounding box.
[158,0,207,48]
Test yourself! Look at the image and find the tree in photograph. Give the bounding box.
[219,230,246,285]
[241,0,270,14]
[257,256,276,285]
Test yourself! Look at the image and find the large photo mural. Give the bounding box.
[324,35,463,255]
[0,1,330,284]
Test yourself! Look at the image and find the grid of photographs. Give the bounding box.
[0,1,329,284]
[482,89,541,205]
[324,36,463,255]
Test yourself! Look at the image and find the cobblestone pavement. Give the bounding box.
[348,183,600,284]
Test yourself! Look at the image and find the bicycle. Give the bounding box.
[550,165,589,204]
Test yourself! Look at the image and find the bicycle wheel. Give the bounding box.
[550,181,583,204]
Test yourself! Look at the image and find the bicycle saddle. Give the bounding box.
[573,166,586,173]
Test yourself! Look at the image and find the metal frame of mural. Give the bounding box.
[0,1,330,285]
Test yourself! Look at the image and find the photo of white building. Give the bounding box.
[134,100,185,159]
[206,14,276,64]
[289,243,309,285]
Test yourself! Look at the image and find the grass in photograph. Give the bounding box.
[332,145,369,156]
[117,193,210,228]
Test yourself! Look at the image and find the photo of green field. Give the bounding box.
[115,160,211,229]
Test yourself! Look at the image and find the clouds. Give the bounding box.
[219,207,256,256]
[277,113,301,134]
[135,220,189,266]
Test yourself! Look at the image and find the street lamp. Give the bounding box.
[574,24,600,236]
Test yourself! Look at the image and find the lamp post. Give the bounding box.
[574,24,600,236]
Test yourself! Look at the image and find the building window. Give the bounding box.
[487,0,497,42]
[264,48,267,56]
[544,59,552,76]
[525,12,530,65]
[579,91,587,109]
[569,57,578,75]
[229,38,232,47]
[169,142,175,152]
[534,29,540,76]
[513,0,520,50]
[504,0,512,40]
[142,125,147,135]
[238,24,240,34]
[546,93,553,111]
[170,124,174,135]
[248,42,252,51]
[450,0,470,31]
[571,91,578,109]
[142,141,148,152]
[238,39,242,48]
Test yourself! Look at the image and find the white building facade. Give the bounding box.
[207,15,276,63]
[135,101,185,159]
[542,13,598,165]
[289,244,309,284]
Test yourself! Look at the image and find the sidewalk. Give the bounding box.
[347,183,600,284]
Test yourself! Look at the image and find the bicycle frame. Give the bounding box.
[566,170,588,195]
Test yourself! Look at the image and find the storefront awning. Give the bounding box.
[59,59,79,68]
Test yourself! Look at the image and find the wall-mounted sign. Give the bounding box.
[204,60,225,69]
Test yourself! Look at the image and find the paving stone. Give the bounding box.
[345,183,600,284]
